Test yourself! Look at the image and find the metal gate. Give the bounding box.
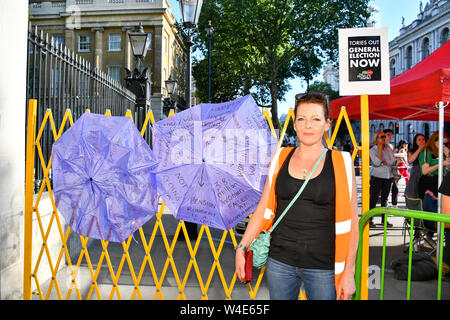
[24,99,365,300]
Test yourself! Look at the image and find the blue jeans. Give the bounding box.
[265,257,336,300]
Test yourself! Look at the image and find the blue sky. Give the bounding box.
[168,0,422,116]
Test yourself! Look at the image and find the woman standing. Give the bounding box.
[418,131,450,203]
[404,134,426,199]
[235,92,358,300]
[369,131,396,227]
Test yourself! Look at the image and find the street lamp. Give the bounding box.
[128,23,151,70]
[178,0,203,240]
[165,76,178,96]
[178,0,204,110]
[125,23,152,139]
[178,0,203,29]
[205,20,214,103]
[163,75,178,117]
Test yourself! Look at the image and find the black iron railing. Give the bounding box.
[26,22,137,192]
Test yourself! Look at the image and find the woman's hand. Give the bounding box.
[235,248,246,283]
[444,159,450,167]
[336,271,356,300]
[418,144,426,152]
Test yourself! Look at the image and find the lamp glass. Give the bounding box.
[165,78,177,95]
[179,0,203,28]
[129,32,150,57]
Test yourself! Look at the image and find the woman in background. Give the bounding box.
[404,134,426,199]
[418,131,450,202]
[369,131,396,227]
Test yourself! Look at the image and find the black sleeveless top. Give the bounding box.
[268,148,336,270]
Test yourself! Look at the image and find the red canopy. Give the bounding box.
[330,40,450,121]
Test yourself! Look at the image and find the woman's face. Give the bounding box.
[293,102,330,147]
[416,135,426,147]
[435,138,448,149]
[377,134,386,145]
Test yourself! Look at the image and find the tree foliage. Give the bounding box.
[193,0,370,128]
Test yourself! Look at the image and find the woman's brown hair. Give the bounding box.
[425,131,449,157]
[294,92,330,120]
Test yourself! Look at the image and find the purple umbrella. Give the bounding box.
[51,113,159,243]
[152,95,278,230]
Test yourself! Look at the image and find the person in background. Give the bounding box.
[404,134,426,199]
[384,129,398,212]
[418,131,450,204]
[438,171,450,281]
[369,131,396,227]
[396,140,410,183]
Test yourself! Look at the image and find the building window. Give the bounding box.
[422,37,430,59]
[390,59,396,78]
[145,33,152,51]
[107,66,121,82]
[441,28,449,46]
[50,69,61,96]
[389,122,395,132]
[163,35,168,55]
[78,35,91,52]
[408,124,414,144]
[53,35,64,48]
[423,123,430,139]
[406,46,412,69]
[108,34,121,51]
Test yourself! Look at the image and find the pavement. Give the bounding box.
[35,176,450,300]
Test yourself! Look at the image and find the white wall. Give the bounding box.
[0,0,28,299]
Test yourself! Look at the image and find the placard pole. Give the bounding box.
[360,94,370,299]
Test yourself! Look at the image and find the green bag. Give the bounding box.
[250,149,328,268]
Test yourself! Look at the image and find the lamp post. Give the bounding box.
[205,20,214,103]
[163,75,178,117]
[125,23,152,139]
[178,0,204,109]
[178,0,203,240]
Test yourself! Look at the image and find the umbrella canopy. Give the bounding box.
[330,40,450,121]
[52,113,159,243]
[152,95,278,230]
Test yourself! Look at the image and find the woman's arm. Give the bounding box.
[370,146,383,166]
[336,160,359,300]
[408,146,424,164]
[422,163,439,176]
[235,161,273,283]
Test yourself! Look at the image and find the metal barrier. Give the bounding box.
[354,207,450,300]
[24,99,365,300]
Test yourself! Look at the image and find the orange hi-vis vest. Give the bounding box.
[260,147,354,288]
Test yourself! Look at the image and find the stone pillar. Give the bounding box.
[0,0,28,299]
[122,26,134,71]
[92,27,104,70]
[64,28,75,52]
[151,25,163,120]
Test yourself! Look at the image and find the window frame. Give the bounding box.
[78,34,91,52]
